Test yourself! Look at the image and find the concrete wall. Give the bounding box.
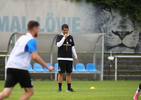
[0,0,140,53]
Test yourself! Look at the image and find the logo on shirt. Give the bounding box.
[15,41,21,46]
[63,44,71,46]
[70,39,72,42]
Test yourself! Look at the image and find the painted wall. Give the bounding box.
[0,0,140,53]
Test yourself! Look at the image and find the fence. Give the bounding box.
[114,55,141,81]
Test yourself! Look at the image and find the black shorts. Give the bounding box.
[58,60,72,73]
[5,68,33,88]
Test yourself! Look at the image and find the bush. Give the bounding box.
[70,0,141,25]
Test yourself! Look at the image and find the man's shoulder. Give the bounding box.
[58,34,63,37]
[68,35,73,38]
[28,38,36,45]
[19,34,34,41]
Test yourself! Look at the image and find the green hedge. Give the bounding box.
[69,0,141,25]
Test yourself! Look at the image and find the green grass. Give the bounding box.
[0,52,7,55]
[0,80,140,100]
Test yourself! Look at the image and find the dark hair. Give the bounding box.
[62,24,69,30]
[28,20,39,30]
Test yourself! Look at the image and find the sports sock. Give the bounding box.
[58,83,62,89]
[137,87,141,94]
[67,83,71,90]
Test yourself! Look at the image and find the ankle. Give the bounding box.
[58,83,62,89]
[67,83,71,90]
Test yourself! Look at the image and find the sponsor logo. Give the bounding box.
[63,44,71,46]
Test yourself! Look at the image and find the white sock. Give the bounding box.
[137,87,140,94]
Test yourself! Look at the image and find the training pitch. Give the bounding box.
[0,80,139,100]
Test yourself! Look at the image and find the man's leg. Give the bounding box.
[66,61,74,92]
[66,73,71,90]
[0,68,18,100]
[133,83,141,100]
[0,87,13,100]
[58,73,64,92]
[57,60,66,92]
[19,88,34,100]
[58,73,64,83]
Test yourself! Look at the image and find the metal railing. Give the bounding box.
[114,55,141,81]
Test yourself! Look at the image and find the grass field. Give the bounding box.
[0,80,140,100]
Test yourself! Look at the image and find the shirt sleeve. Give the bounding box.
[72,46,78,58]
[25,39,37,53]
[56,35,65,47]
[71,37,75,46]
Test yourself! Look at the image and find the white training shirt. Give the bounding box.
[6,33,36,70]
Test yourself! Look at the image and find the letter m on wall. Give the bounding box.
[0,16,9,32]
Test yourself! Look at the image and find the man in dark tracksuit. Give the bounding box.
[56,24,78,92]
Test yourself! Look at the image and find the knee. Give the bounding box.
[59,73,63,77]
[25,88,34,96]
[67,73,71,76]
[2,92,10,98]
[27,90,34,96]
[29,90,34,96]
[31,90,34,96]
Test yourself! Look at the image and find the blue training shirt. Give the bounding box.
[24,39,37,52]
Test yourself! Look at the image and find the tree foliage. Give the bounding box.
[70,0,141,23]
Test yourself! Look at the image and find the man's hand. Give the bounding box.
[31,52,55,71]
[76,58,79,64]
[47,66,55,71]
[64,34,68,38]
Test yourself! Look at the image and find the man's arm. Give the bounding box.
[72,46,79,63]
[31,52,55,71]
[26,39,54,71]
[56,34,67,47]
